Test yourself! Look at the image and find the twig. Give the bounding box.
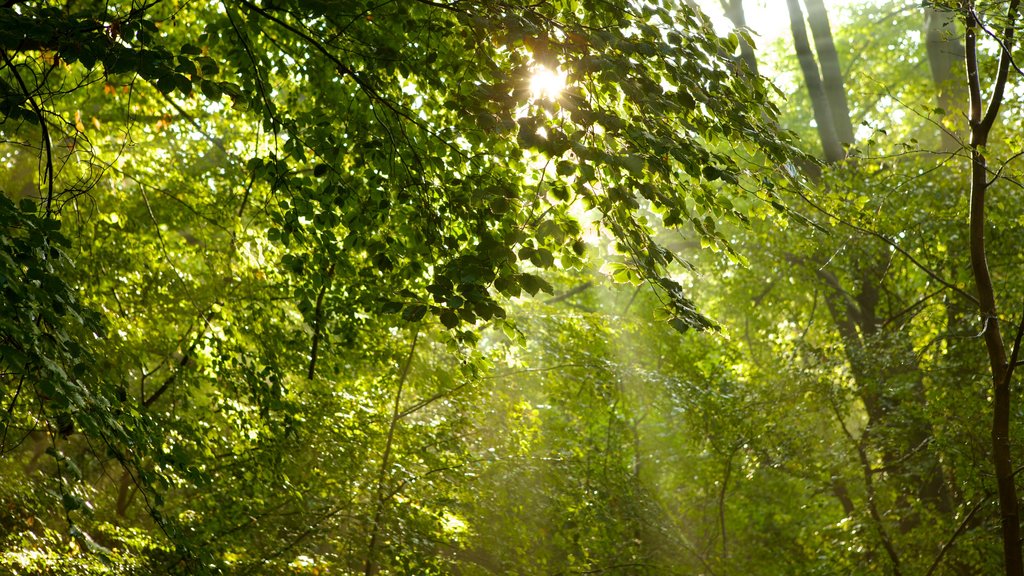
[924,497,989,576]
[1000,302,1024,391]
[544,281,594,304]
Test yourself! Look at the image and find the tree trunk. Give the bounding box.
[804,0,854,144]
[924,5,965,151]
[721,0,759,75]
[963,2,1023,573]
[787,0,844,162]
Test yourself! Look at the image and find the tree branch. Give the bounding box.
[143,338,199,408]
[307,263,335,380]
[544,280,594,304]
[924,496,990,576]
[979,1,1022,136]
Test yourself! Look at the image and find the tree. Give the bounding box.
[962,0,1024,572]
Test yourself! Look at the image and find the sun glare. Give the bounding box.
[529,66,567,101]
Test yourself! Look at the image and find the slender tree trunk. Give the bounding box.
[924,4,965,151]
[364,329,419,576]
[787,0,845,162]
[804,0,854,144]
[116,469,135,517]
[963,2,1023,574]
[307,263,335,380]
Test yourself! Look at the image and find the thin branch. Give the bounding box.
[827,392,902,574]
[0,375,26,454]
[397,381,471,419]
[364,328,419,576]
[975,15,1024,76]
[544,281,594,304]
[159,93,232,155]
[791,184,978,306]
[224,5,279,141]
[232,0,400,121]
[987,149,1024,187]
[881,287,947,328]
[924,497,990,576]
[1000,302,1024,391]
[139,184,210,318]
[977,4,1024,135]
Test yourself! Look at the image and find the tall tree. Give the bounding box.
[805,0,856,144]
[924,3,966,150]
[787,0,846,162]
[963,1,1024,572]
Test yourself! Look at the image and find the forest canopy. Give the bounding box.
[3,0,1024,574]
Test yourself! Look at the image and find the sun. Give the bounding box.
[529,66,567,101]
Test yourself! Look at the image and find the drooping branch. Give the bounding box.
[924,496,990,576]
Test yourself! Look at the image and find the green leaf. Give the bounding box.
[380,301,403,314]
[176,59,198,77]
[200,79,222,100]
[156,74,176,95]
[195,56,220,76]
[519,273,552,296]
[668,317,689,335]
[173,74,193,95]
[401,304,428,322]
[439,309,459,329]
